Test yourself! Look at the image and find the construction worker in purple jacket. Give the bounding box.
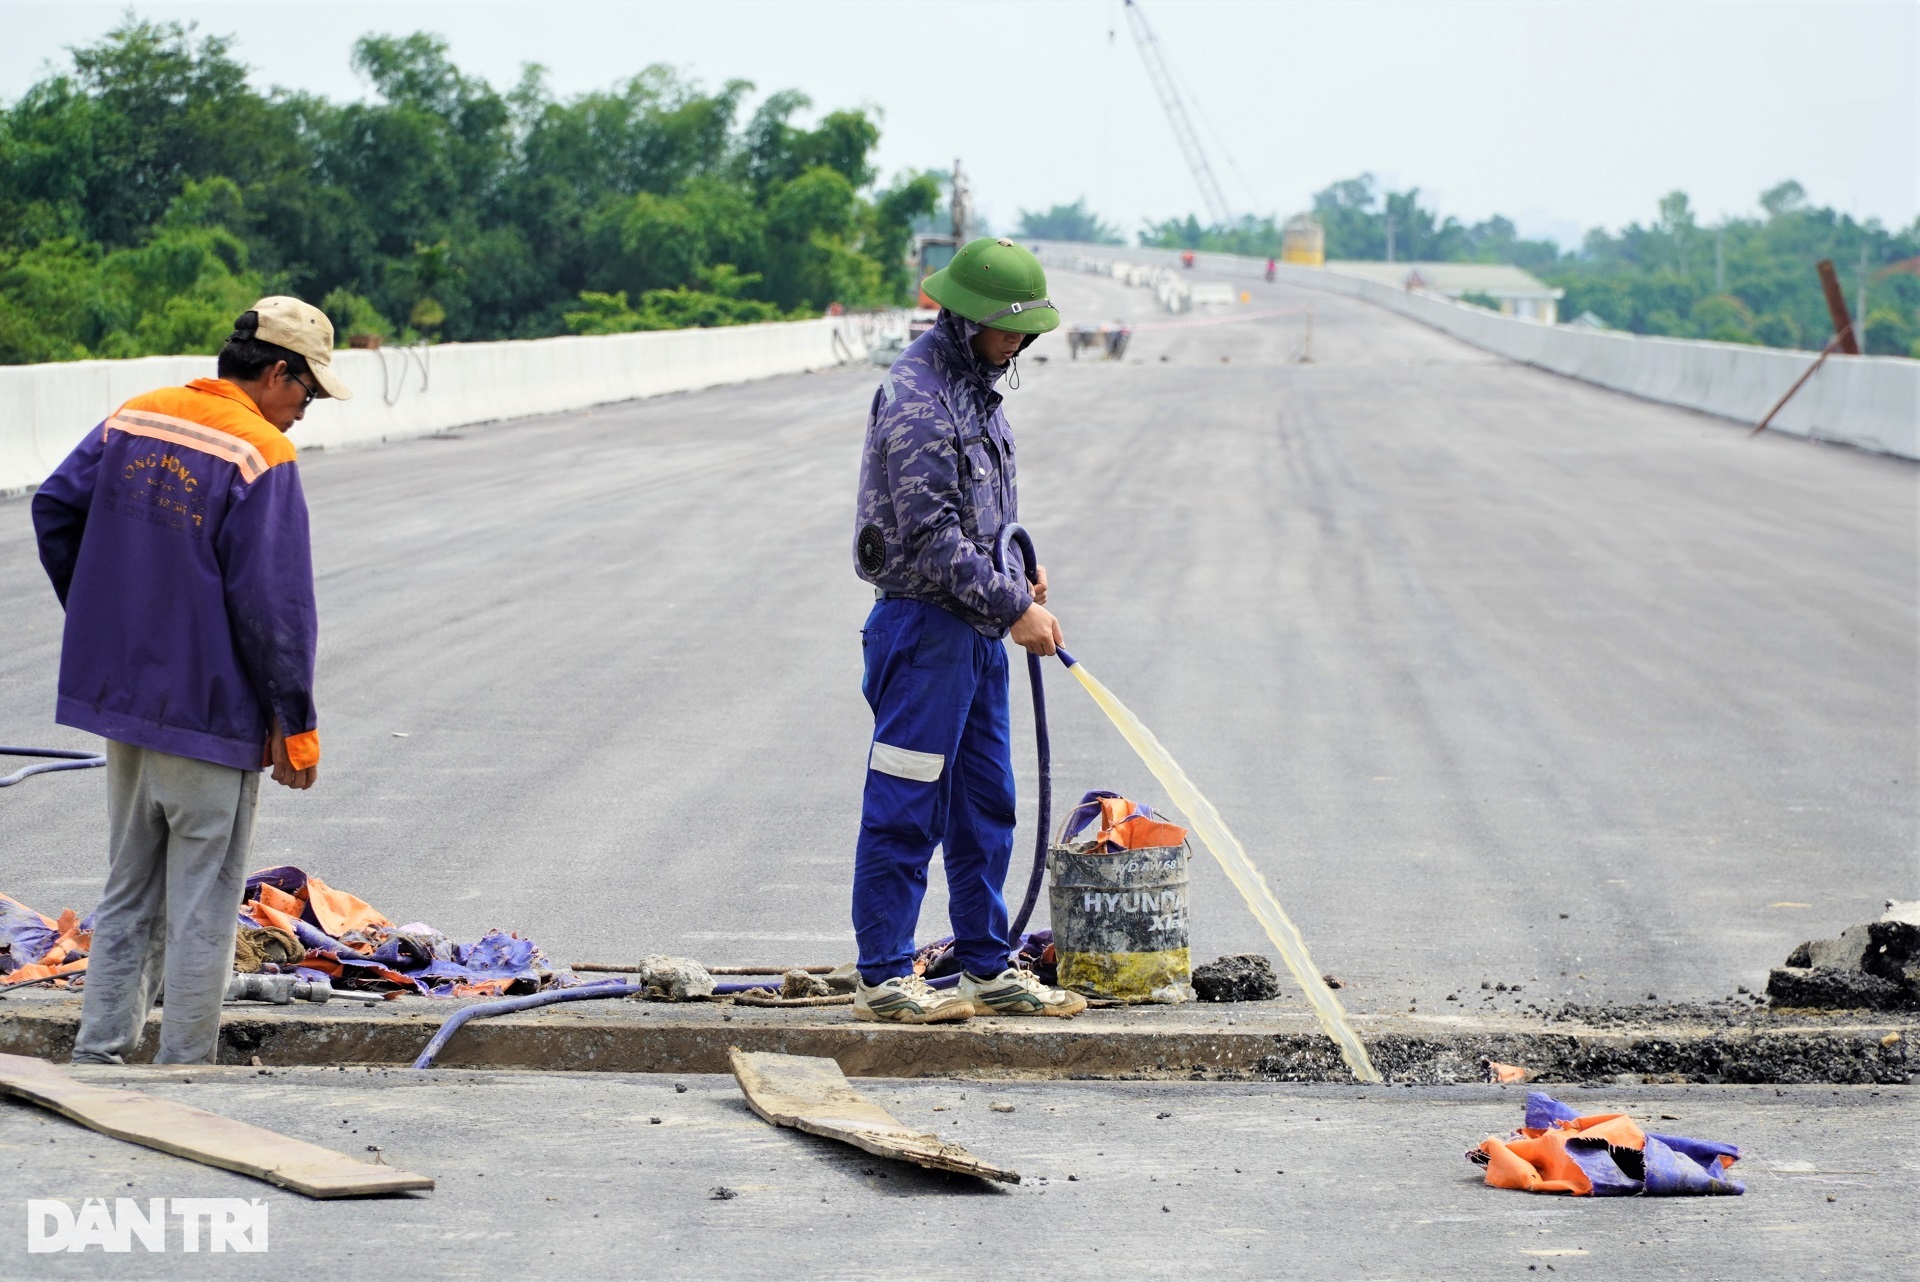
[849,238,1086,1024]
[32,296,349,1064]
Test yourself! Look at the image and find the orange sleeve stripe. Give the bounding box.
[285,730,320,771]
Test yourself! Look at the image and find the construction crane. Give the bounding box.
[1123,0,1234,228]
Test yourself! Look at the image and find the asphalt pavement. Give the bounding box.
[2,267,1914,1015]
[0,1067,1912,1281]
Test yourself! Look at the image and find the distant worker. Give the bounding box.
[32,298,349,1065]
[850,238,1086,1024]
[1180,250,1196,269]
[1265,256,1278,283]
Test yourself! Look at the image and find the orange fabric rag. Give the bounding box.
[297,955,417,988]
[0,893,54,928]
[4,959,89,986]
[247,897,306,936]
[1559,1113,1646,1150]
[36,908,92,968]
[255,882,304,919]
[303,875,391,937]
[1090,796,1189,850]
[1479,1110,1649,1195]
[1477,1132,1593,1195]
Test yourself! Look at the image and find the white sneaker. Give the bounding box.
[960,968,1089,1018]
[853,974,974,1024]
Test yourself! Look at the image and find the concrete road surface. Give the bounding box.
[1,1068,1913,1280]
[2,267,1913,1013]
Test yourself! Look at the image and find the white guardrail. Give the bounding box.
[0,313,901,494]
[1034,241,1919,462]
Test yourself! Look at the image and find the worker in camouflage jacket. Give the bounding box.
[849,237,1085,1024]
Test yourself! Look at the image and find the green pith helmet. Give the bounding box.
[922,237,1060,334]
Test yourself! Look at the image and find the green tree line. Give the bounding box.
[1140,174,1920,356]
[0,19,939,364]
[1017,199,1124,245]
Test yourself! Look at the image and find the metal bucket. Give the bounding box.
[1046,844,1191,1001]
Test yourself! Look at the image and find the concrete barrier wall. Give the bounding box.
[0,313,894,494]
[1036,241,1920,461]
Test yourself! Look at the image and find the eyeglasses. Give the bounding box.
[285,368,318,410]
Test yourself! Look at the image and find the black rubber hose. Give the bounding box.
[994,525,1051,942]
[0,746,107,788]
[411,979,641,1069]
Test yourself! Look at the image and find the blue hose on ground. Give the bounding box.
[0,746,106,788]
[410,979,640,1069]
[994,525,1052,942]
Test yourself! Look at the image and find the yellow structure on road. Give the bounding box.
[1282,214,1325,266]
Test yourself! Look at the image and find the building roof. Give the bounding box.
[1326,261,1563,299]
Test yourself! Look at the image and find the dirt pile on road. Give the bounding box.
[1192,954,1281,1002]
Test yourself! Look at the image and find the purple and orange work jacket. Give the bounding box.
[31,378,321,773]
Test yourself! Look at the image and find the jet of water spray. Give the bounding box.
[1059,652,1381,1084]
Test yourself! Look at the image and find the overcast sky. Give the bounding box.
[1,0,1912,248]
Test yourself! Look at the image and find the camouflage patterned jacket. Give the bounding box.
[853,310,1032,638]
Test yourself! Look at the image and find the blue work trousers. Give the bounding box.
[853,599,1015,985]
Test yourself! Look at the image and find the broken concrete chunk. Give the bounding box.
[1772,913,1920,1010]
[1192,954,1281,1003]
[638,955,715,1002]
[823,962,860,994]
[1807,926,1871,972]
[1868,921,1920,993]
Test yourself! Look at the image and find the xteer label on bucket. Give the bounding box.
[1048,846,1192,1001]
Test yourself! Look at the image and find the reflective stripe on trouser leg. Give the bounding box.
[869,740,944,781]
[853,600,1014,985]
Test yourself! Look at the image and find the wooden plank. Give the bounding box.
[729,1048,1019,1184]
[0,1053,433,1198]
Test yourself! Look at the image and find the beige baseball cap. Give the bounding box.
[249,296,353,401]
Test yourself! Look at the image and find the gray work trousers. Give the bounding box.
[73,742,260,1066]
